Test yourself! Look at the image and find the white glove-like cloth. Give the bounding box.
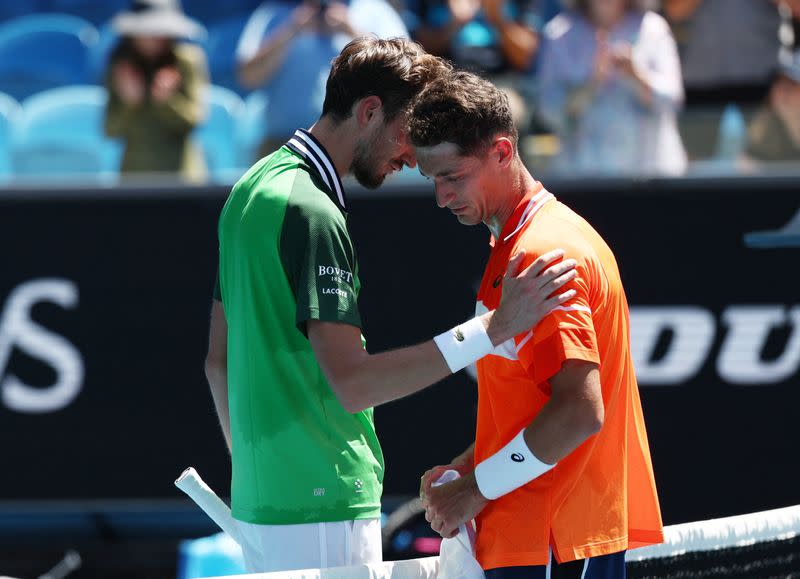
[433,470,485,579]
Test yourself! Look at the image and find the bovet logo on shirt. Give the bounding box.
[318,265,353,284]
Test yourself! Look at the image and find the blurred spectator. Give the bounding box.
[537,0,687,176]
[104,0,208,181]
[408,0,557,134]
[408,0,556,73]
[662,0,784,158]
[236,0,408,157]
[746,50,800,162]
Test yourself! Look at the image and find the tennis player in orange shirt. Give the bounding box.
[411,71,664,578]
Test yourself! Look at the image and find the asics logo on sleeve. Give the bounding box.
[511,453,525,463]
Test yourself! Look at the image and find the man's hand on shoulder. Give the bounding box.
[486,248,578,346]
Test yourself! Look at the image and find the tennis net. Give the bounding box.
[204,504,800,578]
[626,504,800,578]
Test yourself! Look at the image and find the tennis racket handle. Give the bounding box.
[175,467,249,550]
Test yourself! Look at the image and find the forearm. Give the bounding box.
[238,21,300,88]
[317,310,515,413]
[494,20,538,71]
[474,361,603,500]
[451,443,475,470]
[152,91,204,132]
[332,340,451,412]
[205,367,232,453]
[522,394,603,465]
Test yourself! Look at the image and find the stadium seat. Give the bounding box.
[0,14,98,100]
[197,85,246,181]
[203,15,251,95]
[237,91,269,165]
[11,85,122,177]
[43,0,129,25]
[0,92,21,178]
[184,0,262,24]
[86,21,120,83]
[0,2,49,23]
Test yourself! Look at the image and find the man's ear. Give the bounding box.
[493,136,515,168]
[354,95,383,128]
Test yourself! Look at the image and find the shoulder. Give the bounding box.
[515,201,598,261]
[285,170,347,229]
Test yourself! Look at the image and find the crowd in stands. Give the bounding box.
[0,0,798,183]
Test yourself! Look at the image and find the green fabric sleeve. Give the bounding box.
[279,195,361,335]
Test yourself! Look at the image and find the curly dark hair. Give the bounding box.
[407,70,518,156]
[321,36,451,123]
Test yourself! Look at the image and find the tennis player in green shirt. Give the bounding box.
[204,36,578,573]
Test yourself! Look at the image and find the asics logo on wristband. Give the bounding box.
[454,328,465,342]
[511,453,525,463]
[493,275,503,288]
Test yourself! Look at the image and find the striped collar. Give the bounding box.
[490,186,554,247]
[286,129,347,210]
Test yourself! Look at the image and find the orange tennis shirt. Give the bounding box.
[473,186,663,570]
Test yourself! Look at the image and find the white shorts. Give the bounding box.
[237,518,383,573]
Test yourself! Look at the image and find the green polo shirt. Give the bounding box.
[216,129,383,525]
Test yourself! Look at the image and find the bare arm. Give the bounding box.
[483,0,539,72]
[309,250,577,413]
[238,4,317,89]
[493,19,539,71]
[205,300,232,453]
[522,360,604,463]
[151,49,209,133]
[422,359,604,537]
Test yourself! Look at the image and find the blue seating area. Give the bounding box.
[0,92,21,178]
[10,85,122,178]
[0,5,272,182]
[0,14,99,100]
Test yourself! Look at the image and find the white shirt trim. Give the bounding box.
[503,189,554,243]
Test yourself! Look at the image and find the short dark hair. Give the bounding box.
[321,36,450,123]
[408,70,518,156]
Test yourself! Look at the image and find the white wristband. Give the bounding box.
[474,429,555,500]
[433,316,494,373]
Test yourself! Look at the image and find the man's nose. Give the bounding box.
[400,139,417,169]
[434,183,453,208]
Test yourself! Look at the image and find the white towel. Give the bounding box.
[431,470,485,579]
